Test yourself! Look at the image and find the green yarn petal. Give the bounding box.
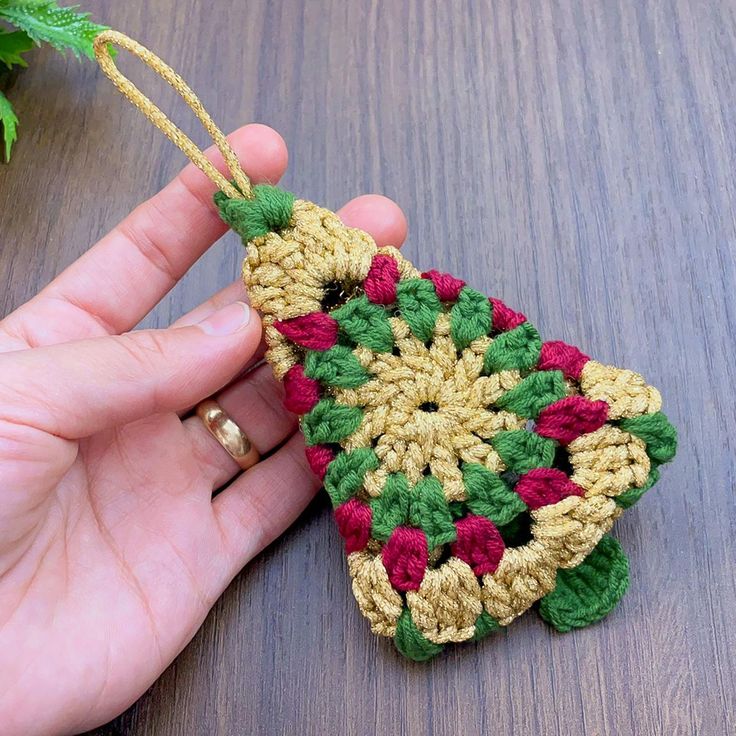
[483,322,542,373]
[408,476,457,548]
[450,287,492,350]
[394,608,444,661]
[215,184,294,243]
[332,295,394,352]
[371,473,411,541]
[538,535,630,633]
[615,466,660,509]
[496,370,566,418]
[304,345,371,388]
[301,399,363,446]
[462,463,527,526]
[619,412,677,465]
[323,447,379,506]
[396,279,442,342]
[472,610,501,641]
[491,430,556,474]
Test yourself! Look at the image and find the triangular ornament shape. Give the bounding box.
[219,187,677,660]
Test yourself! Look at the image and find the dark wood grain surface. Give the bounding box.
[2,1,734,734]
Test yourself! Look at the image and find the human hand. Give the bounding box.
[0,124,407,736]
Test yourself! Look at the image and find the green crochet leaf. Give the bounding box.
[394,608,444,661]
[619,412,677,465]
[538,535,630,632]
[323,447,379,506]
[408,476,456,548]
[396,278,442,342]
[215,184,294,242]
[304,345,370,388]
[371,472,411,541]
[332,295,394,352]
[301,399,363,446]
[483,322,542,373]
[472,610,501,641]
[491,430,556,474]
[450,287,492,350]
[462,463,527,526]
[496,370,566,418]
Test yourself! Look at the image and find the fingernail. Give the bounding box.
[196,302,251,336]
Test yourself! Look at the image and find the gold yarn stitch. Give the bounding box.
[580,360,662,419]
[568,425,650,496]
[92,30,672,651]
[348,551,404,636]
[241,210,656,639]
[406,558,483,644]
[243,200,385,379]
[336,315,524,497]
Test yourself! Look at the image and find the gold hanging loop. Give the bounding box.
[93,30,251,200]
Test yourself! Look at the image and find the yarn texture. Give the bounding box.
[90,29,677,662]
[217,188,677,661]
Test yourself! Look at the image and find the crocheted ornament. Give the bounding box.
[94,32,677,661]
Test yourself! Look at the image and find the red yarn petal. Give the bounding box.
[334,498,372,554]
[382,527,429,591]
[274,312,338,350]
[514,468,584,510]
[450,515,505,576]
[283,364,321,414]
[535,395,609,444]
[422,269,466,301]
[304,444,335,481]
[490,297,527,332]
[364,254,400,304]
[538,340,590,381]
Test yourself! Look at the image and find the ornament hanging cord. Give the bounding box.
[93,30,250,201]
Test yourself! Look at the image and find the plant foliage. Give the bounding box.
[0,1,108,160]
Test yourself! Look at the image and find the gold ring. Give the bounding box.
[196,399,260,470]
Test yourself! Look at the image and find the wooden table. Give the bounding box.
[1,1,734,734]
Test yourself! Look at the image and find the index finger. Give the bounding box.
[4,124,287,345]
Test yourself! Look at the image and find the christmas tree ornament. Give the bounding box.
[93,31,677,661]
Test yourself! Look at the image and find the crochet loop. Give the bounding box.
[238,202,677,660]
[215,184,295,243]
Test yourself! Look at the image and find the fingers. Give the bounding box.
[336,194,408,247]
[172,194,408,330]
[171,280,248,328]
[213,433,321,570]
[183,363,298,488]
[1,125,287,347]
[0,303,262,439]
[177,194,408,487]
[170,279,270,382]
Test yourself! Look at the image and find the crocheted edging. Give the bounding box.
[233,195,677,661]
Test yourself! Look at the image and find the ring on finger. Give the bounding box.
[195,399,260,471]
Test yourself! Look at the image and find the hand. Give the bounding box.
[0,125,407,736]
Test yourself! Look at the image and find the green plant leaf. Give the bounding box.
[0,89,18,161]
[0,1,108,59]
[0,28,34,69]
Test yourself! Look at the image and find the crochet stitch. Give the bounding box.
[227,193,677,660]
[93,31,678,662]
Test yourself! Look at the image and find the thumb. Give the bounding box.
[0,302,262,439]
